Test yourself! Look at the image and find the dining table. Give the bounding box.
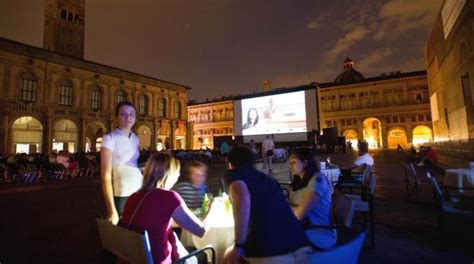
[442,168,474,199]
[321,167,342,184]
[180,196,234,264]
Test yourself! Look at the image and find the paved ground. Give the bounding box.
[206,149,474,264]
[1,149,472,263]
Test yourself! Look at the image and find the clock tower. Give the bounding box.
[44,0,85,59]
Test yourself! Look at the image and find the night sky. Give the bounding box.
[0,0,442,102]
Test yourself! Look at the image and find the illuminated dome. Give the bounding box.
[334,57,364,83]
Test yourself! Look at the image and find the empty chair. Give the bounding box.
[309,231,367,264]
[426,172,474,231]
[402,162,420,200]
[337,171,377,246]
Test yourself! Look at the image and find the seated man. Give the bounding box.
[223,146,310,264]
[172,161,209,211]
[341,141,374,179]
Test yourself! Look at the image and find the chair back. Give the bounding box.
[361,165,372,182]
[96,218,153,264]
[426,172,443,199]
[367,173,377,195]
[309,231,367,264]
[332,190,355,228]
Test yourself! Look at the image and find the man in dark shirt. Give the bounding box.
[223,146,310,264]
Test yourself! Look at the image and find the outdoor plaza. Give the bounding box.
[1,148,473,263]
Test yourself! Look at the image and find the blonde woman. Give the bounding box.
[121,153,209,263]
[101,101,143,225]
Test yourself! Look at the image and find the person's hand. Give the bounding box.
[106,211,119,225]
[223,245,245,264]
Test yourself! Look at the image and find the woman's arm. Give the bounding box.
[172,204,207,237]
[100,147,118,224]
[292,190,320,220]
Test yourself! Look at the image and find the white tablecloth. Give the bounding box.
[181,197,234,264]
[443,168,474,197]
[321,168,341,184]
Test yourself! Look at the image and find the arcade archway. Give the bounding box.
[387,128,408,149]
[11,116,43,154]
[53,119,78,153]
[343,130,358,149]
[412,125,433,146]
[85,121,106,152]
[363,117,382,149]
[137,125,152,150]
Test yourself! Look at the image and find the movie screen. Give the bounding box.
[241,91,307,135]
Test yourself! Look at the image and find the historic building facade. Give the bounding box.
[0,0,189,154]
[318,58,433,149]
[426,0,474,156]
[187,99,234,150]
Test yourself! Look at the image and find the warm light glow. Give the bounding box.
[204,194,233,228]
[412,125,433,146]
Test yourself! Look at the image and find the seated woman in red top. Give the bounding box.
[121,153,209,263]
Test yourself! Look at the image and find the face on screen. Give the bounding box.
[241,91,307,136]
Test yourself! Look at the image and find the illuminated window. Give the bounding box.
[20,72,37,102]
[159,98,167,117]
[415,93,423,103]
[174,101,182,119]
[58,80,73,106]
[117,90,126,104]
[139,94,148,115]
[90,86,101,110]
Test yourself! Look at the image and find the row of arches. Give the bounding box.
[10,116,175,154]
[343,124,433,149]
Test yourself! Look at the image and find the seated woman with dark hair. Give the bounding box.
[288,148,336,250]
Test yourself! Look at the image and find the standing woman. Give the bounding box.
[101,101,143,224]
[288,148,336,250]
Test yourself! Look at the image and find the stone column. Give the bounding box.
[151,120,157,151]
[170,120,175,150]
[78,117,86,152]
[356,117,364,141]
[1,114,9,153]
[406,120,413,146]
[45,114,53,154]
[380,118,388,149]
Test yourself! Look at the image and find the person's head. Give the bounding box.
[289,148,317,190]
[289,148,317,178]
[227,146,255,169]
[140,153,181,191]
[185,160,208,187]
[115,101,137,130]
[246,108,259,126]
[358,141,369,155]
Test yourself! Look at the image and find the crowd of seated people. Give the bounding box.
[0,151,100,184]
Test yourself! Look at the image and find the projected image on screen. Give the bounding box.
[241,91,307,135]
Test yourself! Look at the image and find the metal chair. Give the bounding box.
[426,172,474,231]
[402,161,420,200]
[336,171,377,247]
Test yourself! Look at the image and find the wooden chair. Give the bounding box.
[426,172,474,231]
[97,218,216,264]
[309,231,367,264]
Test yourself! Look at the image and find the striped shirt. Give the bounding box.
[172,181,208,209]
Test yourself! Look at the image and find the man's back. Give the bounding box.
[224,165,308,257]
